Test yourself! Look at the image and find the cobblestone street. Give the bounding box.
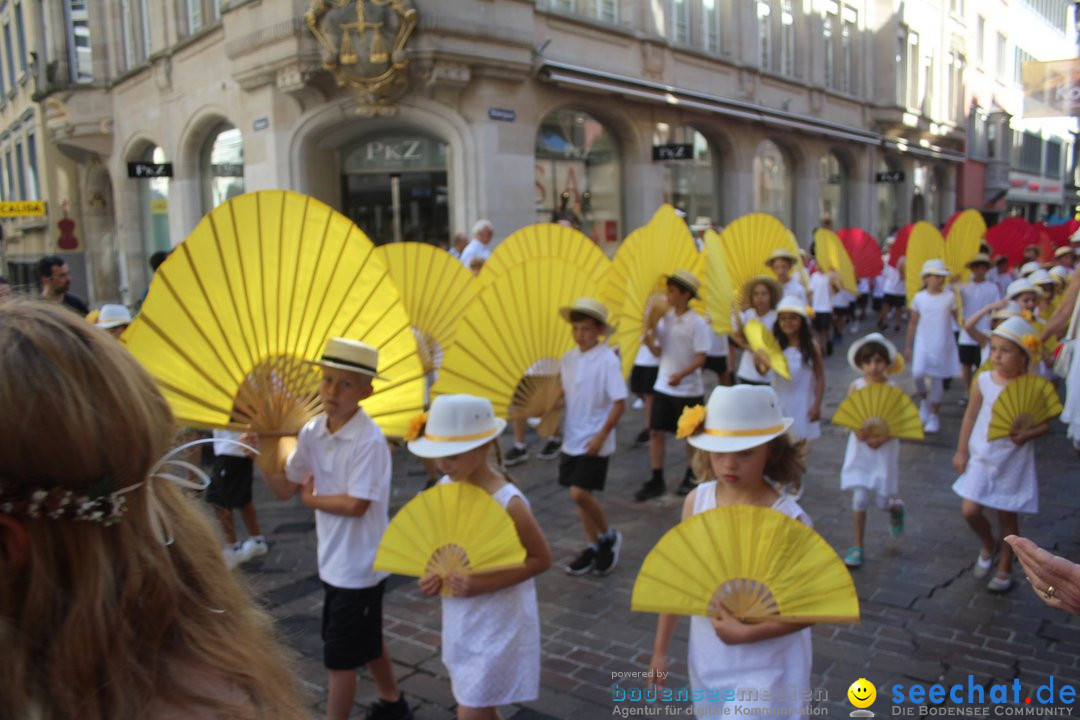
[237,326,1080,719]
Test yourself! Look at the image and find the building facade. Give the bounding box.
[22,0,1076,305]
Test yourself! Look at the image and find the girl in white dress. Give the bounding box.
[905,259,962,434]
[952,317,1049,594]
[409,395,552,719]
[649,385,812,717]
[770,296,824,442]
[733,275,782,385]
[839,333,907,569]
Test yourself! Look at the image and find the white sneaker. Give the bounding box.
[973,549,994,579]
[924,413,940,434]
[918,399,929,423]
[242,536,269,559]
[631,397,645,411]
[223,542,248,570]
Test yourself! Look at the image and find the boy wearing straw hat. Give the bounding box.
[255,337,412,720]
[958,254,1002,401]
[635,269,712,501]
[557,298,627,575]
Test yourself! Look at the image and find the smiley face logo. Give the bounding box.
[848,678,876,709]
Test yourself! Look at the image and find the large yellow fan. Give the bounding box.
[632,505,859,623]
[813,228,857,294]
[606,206,706,378]
[720,213,803,308]
[373,482,526,597]
[832,383,924,441]
[375,242,478,374]
[123,191,426,441]
[945,209,986,285]
[703,228,735,336]
[988,375,1063,441]
[743,319,790,380]
[905,221,946,305]
[431,256,596,430]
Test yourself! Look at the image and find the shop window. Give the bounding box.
[655,123,718,229]
[201,123,244,213]
[819,152,847,228]
[753,139,793,228]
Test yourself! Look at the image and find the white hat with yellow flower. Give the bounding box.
[406,394,507,458]
[775,295,814,320]
[992,316,1040,360]
[847,332,903,375]
[678,385,793,453]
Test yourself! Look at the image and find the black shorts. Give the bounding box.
[205,455,253,509]
[558,452,610,491]
[833,304,852,319]
[811,313,833,332]
[871,297,883,311]
[322,580,386,670]
[885,293,906,308]
[856,294,869,308]
[703,355,728,376]
[958,344,982,367]
[650,391,705,434]
[629,364,659,395]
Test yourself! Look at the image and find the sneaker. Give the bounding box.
[925,414,940,434]
[504,445,529,467]
[632,397,645,411]
[594,529,623,575]
[889,501,905,538]
[634,428,651,447]
[565,546,597,575]
[223,541,250,570]
[844,546,863,568]
[973,549,994,579]
[241,536,269,560]
[526,417,541,429]
[987,572,1014,594]
[538,439,561,460]
[676,470,696,496]
[365,694,413,720]
[634,478,665,502]
[918,399,929,423]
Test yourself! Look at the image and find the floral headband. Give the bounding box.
[404,412,428,442]
[676,405,707,439]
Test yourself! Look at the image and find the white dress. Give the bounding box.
[439,478,540,707]
[736,308,778,383]
[911,290,962,379]
[773,345,820,441]
[952,372,1039,513]
[840,378,900,499]
[687,482,813,715]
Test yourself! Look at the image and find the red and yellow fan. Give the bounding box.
[814,228,857,294]
[632,505,859,624]
[832,383,924,441]
[837,228,883,280]
[904,222,946,305]
[988,375,1063,441]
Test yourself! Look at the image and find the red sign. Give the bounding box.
[1028,183,1041,191]
[604,220,618,244]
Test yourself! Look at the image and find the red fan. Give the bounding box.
[838,228,884,279]
[1046,220,1079,247]
[1037,227,1055,264]
[888,224,912,268]
[986,217,1037,270]
[942,210,964,239]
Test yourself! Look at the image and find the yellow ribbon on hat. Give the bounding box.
[703,424,787,438]
[423,428,500,443]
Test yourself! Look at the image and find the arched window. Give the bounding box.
[753,139,793,228]
[139,144,171,257]
[876,158,902,240]
[912,161,940,225]
[535,108,622,253]
[201,123,244,213]
[654,123,718,227]
[819,151,847,228]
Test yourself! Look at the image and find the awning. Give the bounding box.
[881,137,965,164]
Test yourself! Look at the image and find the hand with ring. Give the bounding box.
[1005,535,1080,614]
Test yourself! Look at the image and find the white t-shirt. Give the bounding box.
[808,272,834,313]
[782,278,808,305]
[286,410,391,589]
[883,264,905,296]
[708,330,729,357]
[833,288,854,309]
[459,238,491,268]
[634,340,659,367]
[653,309,712,397]
[212,428,247,458]
[560,344,628,456]
[958,280,1002,346]
[872,268,886,298]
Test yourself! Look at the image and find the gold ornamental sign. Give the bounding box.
[306,0,418,101]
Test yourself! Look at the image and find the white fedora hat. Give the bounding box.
[992,316,1040,360]
[684,385,793,453]
[920,259,951,277]
[95,303,132,330]
[1006,278,1042,299]
[407,394,508,458]
[1020,261,1042,277]
[1028,268,1055,287]
[1055,245,1075,259]
[991,301,1023,321]
[667,268,701,298]
[765,248,799,266]
[847,332,900,374]
[775,295,812,320]
[307,337,387,380]
[559,297,614,334]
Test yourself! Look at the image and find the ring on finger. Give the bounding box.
[1045,585,1056,600]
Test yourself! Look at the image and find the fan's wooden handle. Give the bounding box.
[253,435,298,479]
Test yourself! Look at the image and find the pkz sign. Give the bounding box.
[653,144,694,161]
[875,170,905,184]
[128,162,173,179]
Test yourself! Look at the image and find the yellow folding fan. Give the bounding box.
[632,505,859,623]
[743,319,791,380]
[945,209,986,285]
[813,228,857,294]
[123,191,426,444]
[720,213,803,308]
[373,482,526,597]
[905,221,946,305]
[832,383,924,441]
[375,241,478,374]
[988,375,1063,441]
[431,256,597,432]
[606,205,706,378]
[703,228,735,336]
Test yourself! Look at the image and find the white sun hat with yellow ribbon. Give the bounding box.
[406,394,507,458]
[678,385,793,453]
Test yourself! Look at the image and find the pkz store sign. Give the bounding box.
[652,143,694,161]
[344,136,446,173]
[128,162,173,178]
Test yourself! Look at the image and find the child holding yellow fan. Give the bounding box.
[409,394,551,719]
[953,316,1050,594]
[648,385,812,716]
[771,296,825,442]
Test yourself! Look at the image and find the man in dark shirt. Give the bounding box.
[38,255,89,315]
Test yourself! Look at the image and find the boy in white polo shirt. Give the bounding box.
[634,269,711,501]
[257,337,412,720]
[557,298,627,575]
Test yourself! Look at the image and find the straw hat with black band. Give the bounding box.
[307,337,388,380]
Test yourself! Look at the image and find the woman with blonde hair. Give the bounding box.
[0,301,308,720]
